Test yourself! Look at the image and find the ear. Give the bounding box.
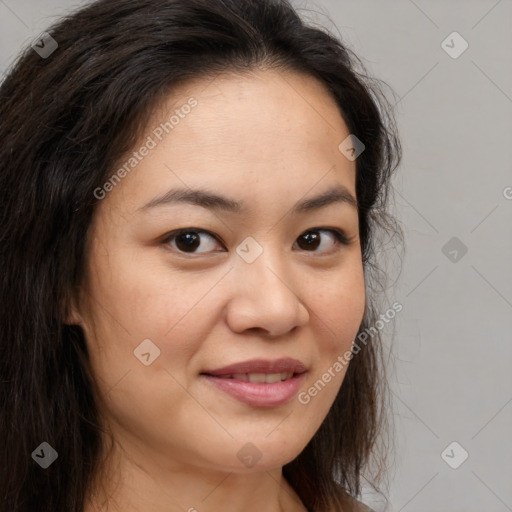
[62,285,85,326]
[65,307,83,326]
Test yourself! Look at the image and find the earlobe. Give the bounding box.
[65,308,83,326]
[62,286,85,326]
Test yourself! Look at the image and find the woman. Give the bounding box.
[0,0,402,510]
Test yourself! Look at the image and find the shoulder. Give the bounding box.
[350,501,375,512]
[337,493,376,512]
[353,501,376,512]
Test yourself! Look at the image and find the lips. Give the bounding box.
[217,372,295,383]
[201,357,307,377]
[200,358,308,407]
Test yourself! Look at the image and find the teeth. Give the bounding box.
[227,372,294,383]
[232,373,249,381]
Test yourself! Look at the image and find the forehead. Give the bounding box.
[151,68,349,149]
[97,68,356,218]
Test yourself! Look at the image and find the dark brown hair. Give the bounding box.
[0,0,402,510]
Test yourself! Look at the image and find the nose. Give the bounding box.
[225,247,310,337]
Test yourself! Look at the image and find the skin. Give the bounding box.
[70,68,366,512]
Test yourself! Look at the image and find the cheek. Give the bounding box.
[302,265,365,401]
[295,268,365,428]
[83,251,226,376]
[314,264,366,347]
[81,262,216,433]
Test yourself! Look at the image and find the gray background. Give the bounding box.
[1,1,511,511]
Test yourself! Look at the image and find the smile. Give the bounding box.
[200,372,306,407]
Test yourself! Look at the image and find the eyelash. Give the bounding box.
[161,227,351,256]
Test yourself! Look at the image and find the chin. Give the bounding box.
[195,437,302,473]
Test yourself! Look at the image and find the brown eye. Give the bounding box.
[294,228,349,252]
[163,229,223,254]
[162,227,349,256]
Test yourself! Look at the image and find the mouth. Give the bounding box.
[201,357,307,377]
[200,359,307,407]
[200,371,298,383]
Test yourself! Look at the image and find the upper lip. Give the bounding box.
[201,358,307,376]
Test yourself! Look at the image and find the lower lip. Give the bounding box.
[201,373,307,408]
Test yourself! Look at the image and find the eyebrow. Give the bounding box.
[138,183,358,215]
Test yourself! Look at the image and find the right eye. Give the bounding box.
[161,228,225,254]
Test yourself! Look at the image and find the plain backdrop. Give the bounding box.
[1,1,511,511]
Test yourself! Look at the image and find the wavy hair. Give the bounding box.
[0,0,403,510]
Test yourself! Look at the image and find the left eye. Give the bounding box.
[294,229,349,252]
[162,228,349,255]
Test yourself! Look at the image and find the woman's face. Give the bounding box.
[72,69,366,474]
